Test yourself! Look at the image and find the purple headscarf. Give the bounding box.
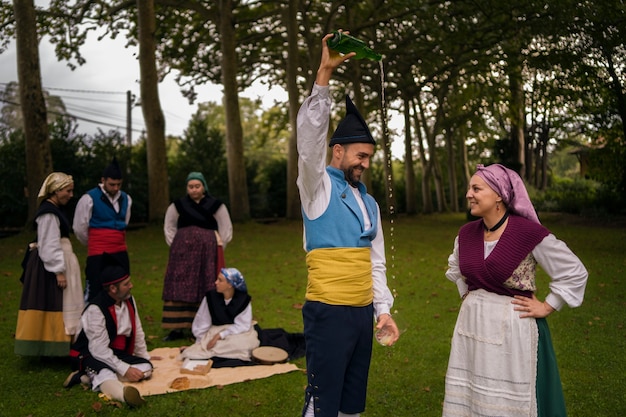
[474,164,540,224]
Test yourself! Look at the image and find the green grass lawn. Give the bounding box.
[0,213,624,416]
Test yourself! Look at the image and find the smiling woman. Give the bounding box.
[443,163,589,417]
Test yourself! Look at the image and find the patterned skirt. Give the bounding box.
[162,226,225,329]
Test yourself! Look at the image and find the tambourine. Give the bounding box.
[251,346,289,364]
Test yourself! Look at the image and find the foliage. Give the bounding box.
[0,129,26,227]
[246,157,287,219]
[531,176,600,215]
[1,0,625,221]
[0,214,625,416]
[166,105,229,203]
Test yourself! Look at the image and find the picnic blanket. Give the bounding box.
[126,347,301,396]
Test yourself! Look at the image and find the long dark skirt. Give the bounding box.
[15,248,70,356]
[162,226,224,329]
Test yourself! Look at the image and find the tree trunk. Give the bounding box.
[219,0,250,221]
[13,0,53,226]
[136,0,169,222]
[284,0,301,220]
[428,100,447,213]
[412,98,432,214]
[460,127,471,211]
[507,61,526,176]
[446,128,458,212]
[403,98,416,215]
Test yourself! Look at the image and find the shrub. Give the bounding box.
[532,177,600,214]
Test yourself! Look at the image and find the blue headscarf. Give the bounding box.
[221,268,247,292]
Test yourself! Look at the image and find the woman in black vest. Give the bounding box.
[161,172,233,341]
[15,172,84,357]
[180,267,259,362]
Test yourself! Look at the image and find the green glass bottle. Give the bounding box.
[326,30,382,61]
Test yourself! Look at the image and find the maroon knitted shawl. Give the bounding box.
[458,214,550,297]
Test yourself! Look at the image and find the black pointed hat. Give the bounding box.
[102,157,122,179]
[328,95,376,147]
[99,252,130,287]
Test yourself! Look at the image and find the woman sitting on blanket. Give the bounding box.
[180,267,259,362]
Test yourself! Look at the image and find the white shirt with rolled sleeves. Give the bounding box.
[80,299,150,381]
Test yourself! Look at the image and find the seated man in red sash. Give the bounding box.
[63,253,152,408]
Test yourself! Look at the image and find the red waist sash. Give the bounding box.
[88,229,127,256]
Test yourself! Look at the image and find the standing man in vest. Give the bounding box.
[73,157,132,302]
[296,32,400,417]
[63,253,152,408]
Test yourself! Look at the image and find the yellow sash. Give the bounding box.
[305,247,373,306]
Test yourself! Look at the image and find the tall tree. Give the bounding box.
[12,0,52,223]
[284,0,300,219]
[216,0,249,221]
[136,0,169,221]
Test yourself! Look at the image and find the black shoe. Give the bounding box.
[63,370,83,389]
[163,330,184,341]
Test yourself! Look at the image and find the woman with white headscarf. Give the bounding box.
[442,164,588,417]
[15,172,84,356]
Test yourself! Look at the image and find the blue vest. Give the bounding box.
[303,166,378,251]
[87,187,128,231]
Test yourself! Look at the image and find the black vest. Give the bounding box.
[206,290,251,326]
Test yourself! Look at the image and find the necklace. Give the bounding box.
[484,211,509,235]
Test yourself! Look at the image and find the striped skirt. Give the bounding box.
[15,238,83,356]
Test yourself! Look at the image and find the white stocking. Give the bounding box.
[99,379,125,402]
[304,398,314,417]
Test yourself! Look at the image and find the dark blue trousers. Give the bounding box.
[302,301,373,417]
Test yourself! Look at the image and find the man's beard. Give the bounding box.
[343,166,363,187]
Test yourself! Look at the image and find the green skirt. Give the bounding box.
[536,317,567,417]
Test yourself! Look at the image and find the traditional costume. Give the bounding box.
[181,268,259,361]
[66,254,151,407]
[296,85,395,417]
[73,158,131,302]
[161,172,233,337]
[443,164,588,417]
[15,173,84,356]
